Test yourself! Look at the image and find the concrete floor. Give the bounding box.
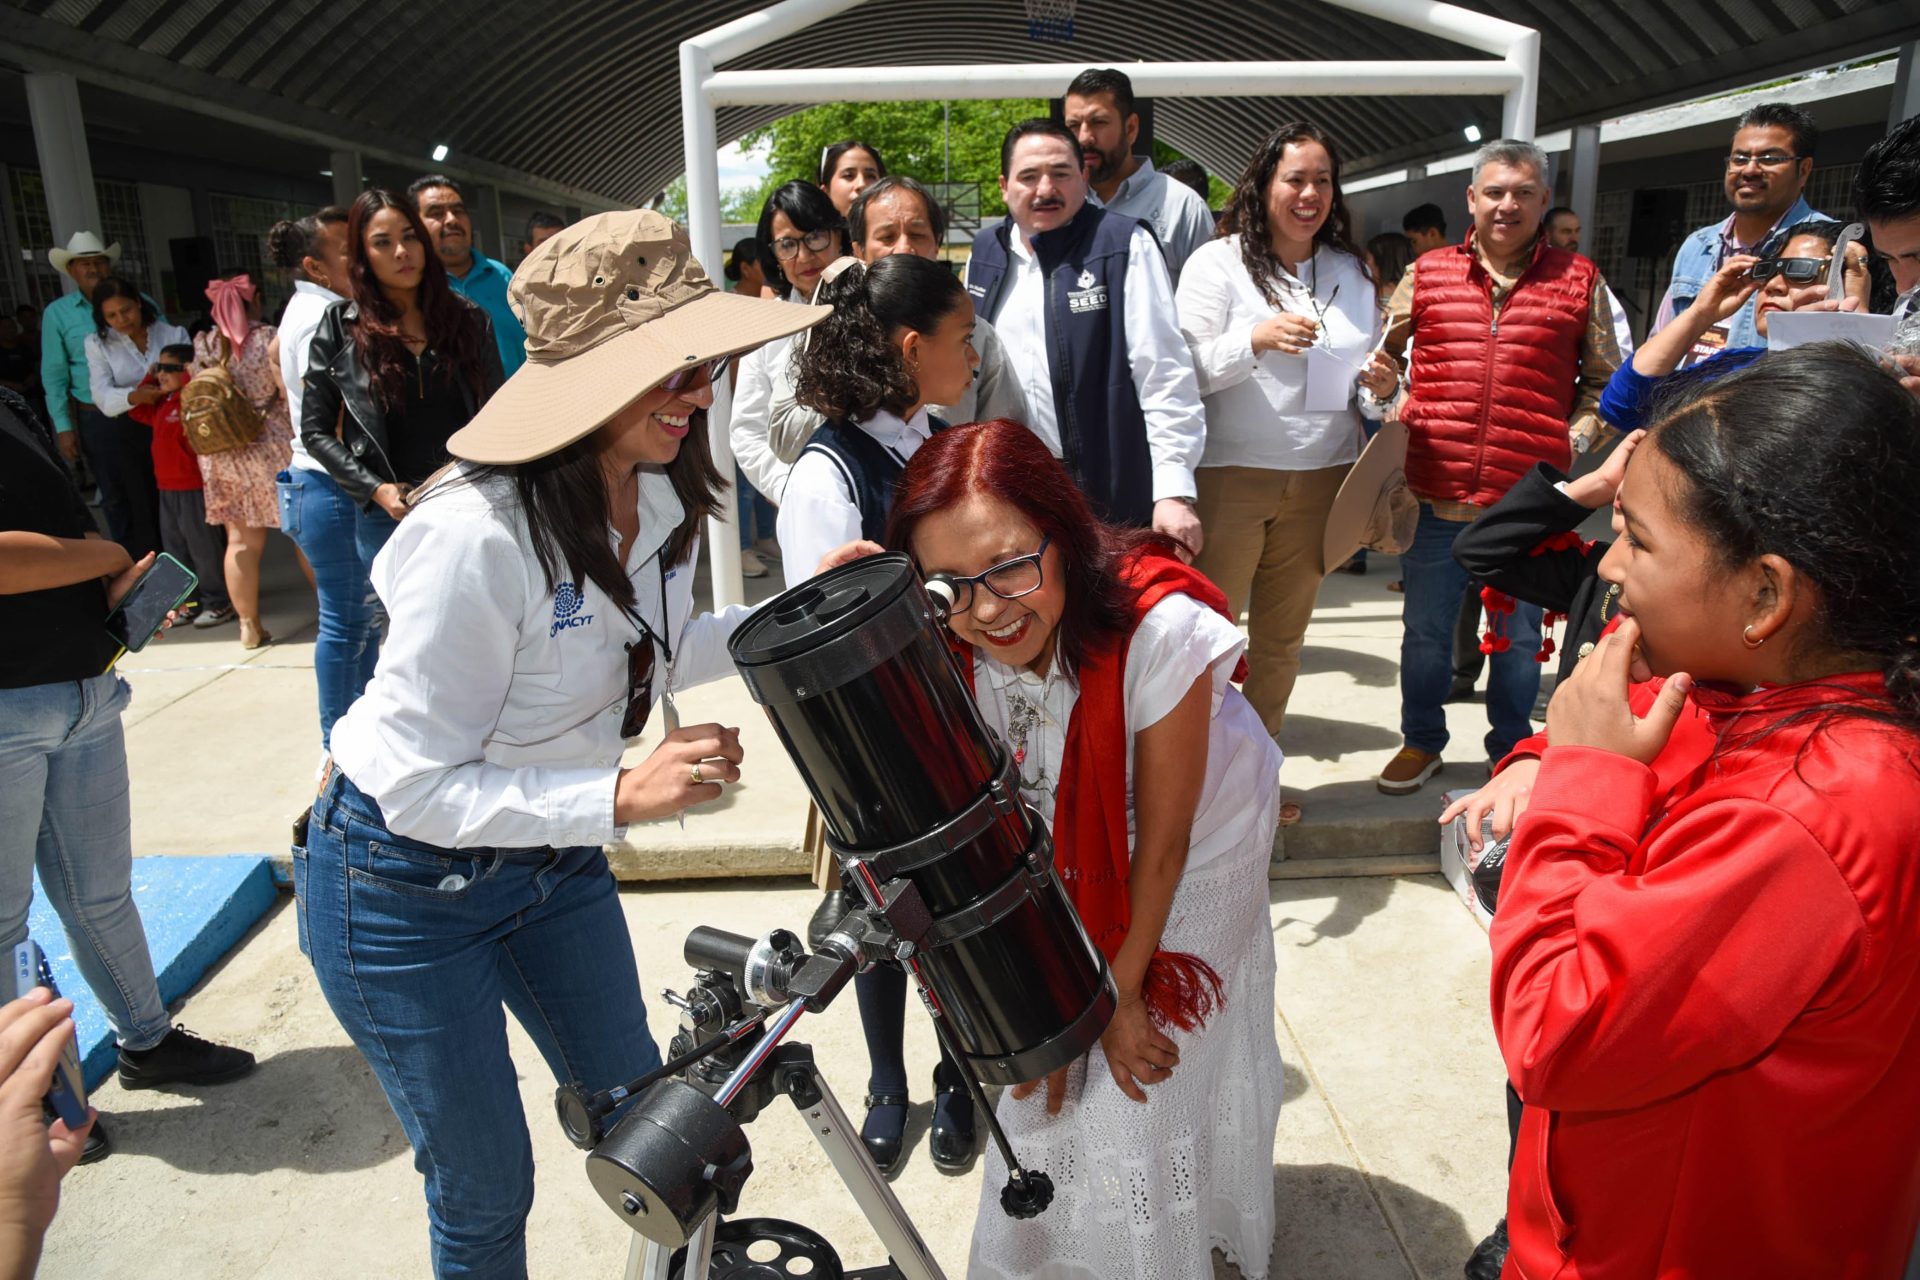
[44,534,1513,1279]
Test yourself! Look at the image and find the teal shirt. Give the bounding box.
[40,289,166,434]
[444,250,526,377]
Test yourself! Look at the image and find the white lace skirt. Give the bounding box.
[966,793,1283,1280]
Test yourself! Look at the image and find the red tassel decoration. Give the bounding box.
[1142,949,1225,1033]
[1480,586,1516,655]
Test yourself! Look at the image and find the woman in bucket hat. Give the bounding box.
[298,209,827,1279]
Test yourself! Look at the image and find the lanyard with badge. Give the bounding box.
[616,556,686,827]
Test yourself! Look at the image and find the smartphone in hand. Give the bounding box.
[104,552,197,656]
[4,942,88,1131]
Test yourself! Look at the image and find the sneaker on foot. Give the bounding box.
[753,536,782,561]
[193,605,238,629]
[1377,746,1444,795]
[118,1026,255,1089]
[172,601,203,626]
[739,548,769,579]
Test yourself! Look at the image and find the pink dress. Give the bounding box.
[193,324,292,528]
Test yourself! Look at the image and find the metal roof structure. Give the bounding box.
[3,0,1916,208]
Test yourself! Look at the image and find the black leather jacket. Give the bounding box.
[299,298,504,509]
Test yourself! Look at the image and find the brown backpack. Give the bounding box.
[179,336,265,455]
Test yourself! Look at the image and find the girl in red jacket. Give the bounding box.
[1486,342,1920,1279]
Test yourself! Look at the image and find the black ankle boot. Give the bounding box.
[1464,1218,1509,1280]
[928,1063,976,1172]
[861,1092,909,1175]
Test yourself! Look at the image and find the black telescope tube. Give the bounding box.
[730,554,1115,1085]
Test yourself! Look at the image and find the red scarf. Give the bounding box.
[959,549,1247,1032]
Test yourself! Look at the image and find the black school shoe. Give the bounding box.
[928,1062,976,1172]
[118,1026,256,1089]
[861,1092,909,1175]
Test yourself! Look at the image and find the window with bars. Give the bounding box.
[6,168,155,316]
[210,192,302,320]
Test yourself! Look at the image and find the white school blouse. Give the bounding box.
[971,592,1281,873]
[775,406,934,590]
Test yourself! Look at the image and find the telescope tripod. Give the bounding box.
[623,1036,944,1280]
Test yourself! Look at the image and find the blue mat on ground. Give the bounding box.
[26,855,277,1090]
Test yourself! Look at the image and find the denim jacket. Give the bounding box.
[1666,196,1821,351]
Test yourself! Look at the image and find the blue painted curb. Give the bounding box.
[27,855,278,1090]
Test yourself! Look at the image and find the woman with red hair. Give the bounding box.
[884,418,1284,1279]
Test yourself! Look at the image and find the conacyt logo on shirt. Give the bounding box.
[1068,268,1107,314]
[550,582,595,637]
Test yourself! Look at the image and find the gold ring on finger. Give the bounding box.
[690,763,704,785]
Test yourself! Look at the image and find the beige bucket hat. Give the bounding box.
[447,209,828,465]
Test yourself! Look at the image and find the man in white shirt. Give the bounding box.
[1064,67,1218,282]
[964,119,1206,555]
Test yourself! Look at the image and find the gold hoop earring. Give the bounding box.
[1742,624,1766,649]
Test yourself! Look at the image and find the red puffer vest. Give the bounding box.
[1402,235,1597,507]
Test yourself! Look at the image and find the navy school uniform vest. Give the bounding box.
[966,203,1155,527]
[798,414,952,543]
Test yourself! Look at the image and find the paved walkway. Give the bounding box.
[43,535,1516,1279]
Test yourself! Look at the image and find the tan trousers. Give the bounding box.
[1192,463,1351,738]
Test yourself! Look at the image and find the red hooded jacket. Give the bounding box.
[1492,670,1920,1279]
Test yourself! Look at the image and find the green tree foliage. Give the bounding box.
[736,99,1050,220]
[664,102,1236,228]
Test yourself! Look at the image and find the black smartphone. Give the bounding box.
[104,552,197,655]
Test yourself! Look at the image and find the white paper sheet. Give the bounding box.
[1764,310,1897,352]
[1304,344,1355,412]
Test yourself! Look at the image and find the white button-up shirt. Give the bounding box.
[327,466,751,849]
[971,220,1206,502]
[1092,157,1218,283]
[279,279,344,472]
[776,406,934,589]
[84,321,191,418]
[1177,236,1380,471]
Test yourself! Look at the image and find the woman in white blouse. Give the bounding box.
[730,181,847,504]
[83,275,189,563]
[299,211,828,1278]
[1176,123,1398,823]
[868,418,1284,1280]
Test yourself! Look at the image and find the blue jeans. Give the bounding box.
[299,771,661,1279]
[277,467,378,749]
[1399,504,1543,761]
[0,676,170,1050]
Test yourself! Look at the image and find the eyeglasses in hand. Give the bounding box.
[1750,255,1831,284]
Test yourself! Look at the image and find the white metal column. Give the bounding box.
[24,72,102,291]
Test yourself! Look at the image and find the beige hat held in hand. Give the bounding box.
[447,209,829,465]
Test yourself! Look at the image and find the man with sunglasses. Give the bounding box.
[1654,103,1825,358]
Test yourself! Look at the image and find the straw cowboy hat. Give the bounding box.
[448,209,828,465]
[48,231,121,274]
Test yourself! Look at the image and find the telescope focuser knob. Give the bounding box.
[1000,1169,1055,1219]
